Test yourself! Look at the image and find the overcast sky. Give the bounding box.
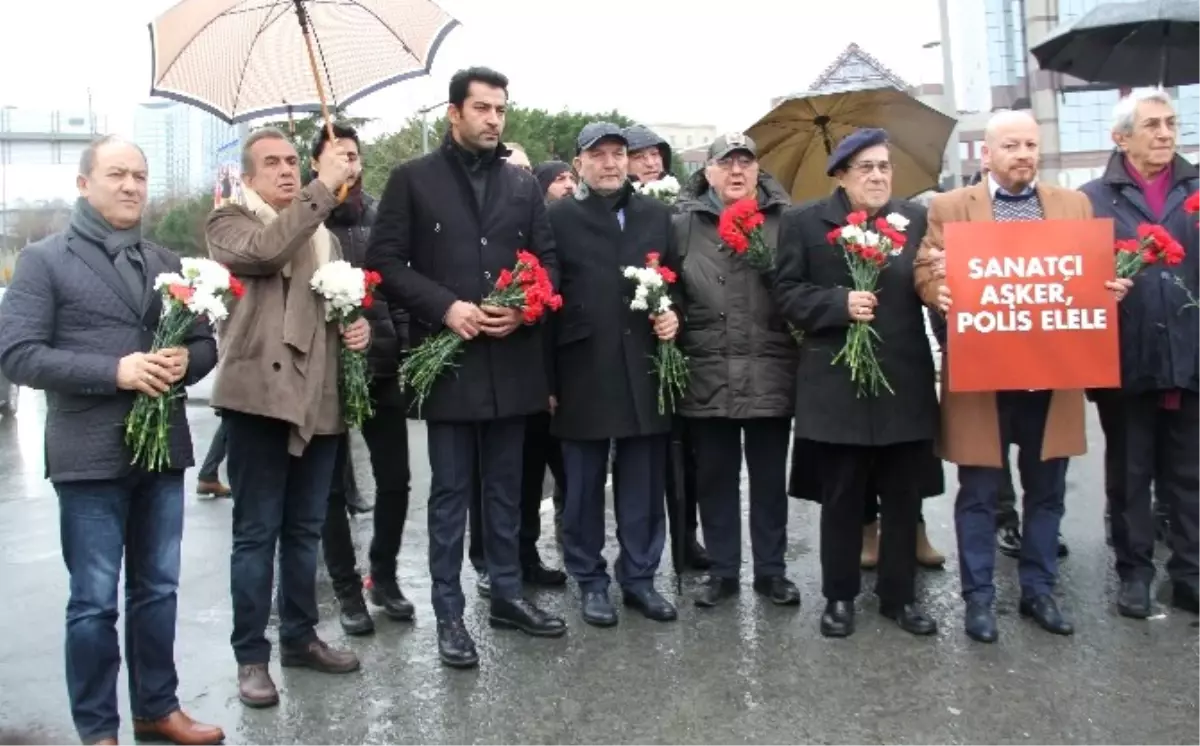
[0,0,975,201]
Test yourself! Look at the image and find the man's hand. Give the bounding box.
[444,300,484,340]
[159,347,189,384]
[479,304,522,338]
[847,290,878,322]
[652,310,679,341]
[549,395,558,415]
[342,317,371,352]
[116,352,174,398]
[925,247,947,279]
[316,140,354,194]
[1105,278,1133,302]
[936,285,952,314]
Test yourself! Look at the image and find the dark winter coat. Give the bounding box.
[547,182,678,441]
[773,188,939,446]
[1080,152,1199,394]
[366,135,557,422]
[673,169,797,419]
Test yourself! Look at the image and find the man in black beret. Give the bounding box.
[535,161,577,201]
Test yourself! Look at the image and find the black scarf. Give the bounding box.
[70,197,145,303]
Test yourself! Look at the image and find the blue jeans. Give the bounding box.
[226,412,338,663]
[56,471,185,744]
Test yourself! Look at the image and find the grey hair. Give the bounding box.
[1112,88,1174,135]
[241,127,290,175]
[78,135,147,176]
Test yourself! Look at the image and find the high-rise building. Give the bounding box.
[983,0,1199,186]
[133,101,246,201]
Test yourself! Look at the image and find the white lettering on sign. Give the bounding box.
[957,253,1108,334]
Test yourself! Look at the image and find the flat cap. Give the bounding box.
[576,122,627,154]
[826,127,889,176]
[708,132,757,161]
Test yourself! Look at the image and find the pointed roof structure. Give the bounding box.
[772,43,913,105]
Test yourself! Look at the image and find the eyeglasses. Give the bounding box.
[850,160,892,175]
[713,155,756,170]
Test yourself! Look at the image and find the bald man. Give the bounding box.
[914,111,1131,643]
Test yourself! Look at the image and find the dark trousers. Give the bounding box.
[226,412,338,664]
[814,440,926,603]
[561,435,668,592]
[1095,389,1199,588]
[428,418,525,619]
[55,471,184,743]
[956,391,1067,604]
[996,455,1020,528]
[864,500,924,525]
[197,418,227,482]
[690,417,790,579]
[468,412,564,570]
[322,389,411,599]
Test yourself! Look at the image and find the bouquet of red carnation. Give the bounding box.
[1113,223,1185,278]
[826,210,908,397]
[717,198,772,271]
[126,258,245,471]
[623,251,688,414]
[401,250,561,411]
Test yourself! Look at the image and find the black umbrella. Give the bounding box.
[1031,0,1199,87]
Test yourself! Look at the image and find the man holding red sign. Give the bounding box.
[914,111,1130,644]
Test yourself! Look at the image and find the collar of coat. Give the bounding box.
[441,131,510,170]
[676,170,791,216]
[817,186,905,227]
[1100,149,1198,191]
[242,186,333,278]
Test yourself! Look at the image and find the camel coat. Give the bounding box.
[913,181,1092,467]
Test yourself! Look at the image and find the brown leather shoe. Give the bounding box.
[196,480,231,498]
[132,709,224,745]
[916,523,946,568]
[280,638,360,674]
[860,521,879,569]
[237,663,279,708]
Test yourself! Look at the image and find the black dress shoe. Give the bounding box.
[686,537,712,571]
[1116,579,1152,619]
[369,576,415,621]
[437,619,479,669]
[523,561,568,587]
[1172,582,1199,614]
[622,587,678,622]
[752,576,801,606]
[581,590,618,627]
[489,597,567,638]
[694,576,739,608]
[964,601,998,643]
[1057,533,1070,559]
[997,525,1022,559]
[476,571,491,599]
[880,602,938,636]
[337,594,375,636]
[1019,594,1074,635]
[820,600,855,638]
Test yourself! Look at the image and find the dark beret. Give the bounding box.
[826,128,890,176]
[534,161,571,195]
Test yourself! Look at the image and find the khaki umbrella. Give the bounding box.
[746,87,957,203]
[149,0,459,124]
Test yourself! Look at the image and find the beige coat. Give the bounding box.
[913,181,1092,467]
[205,181,344,455]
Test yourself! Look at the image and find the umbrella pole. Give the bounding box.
[292,0,347,201]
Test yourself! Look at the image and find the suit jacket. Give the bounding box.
[913,181,1090,467]
[0,229,217,482]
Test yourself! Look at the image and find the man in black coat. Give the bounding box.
[366,67,564,669]
[0,137,223,745]
[310,123,416,636]
[549,122,682,627]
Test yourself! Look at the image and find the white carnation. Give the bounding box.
[862,230,881,247]
[840,225,865,243]
[153,272,187,291]
[310,260,368,321]
[630,298,649,311]
[623,266,639,279]
[657,295,672,313]
[885,212,910,231]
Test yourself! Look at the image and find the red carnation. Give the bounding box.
[646,251,662,266]
[229,276,246,298]
[846,210,867,226]
[657,265,677,284]
[1185,191,1199,215]
[168,284,194,304]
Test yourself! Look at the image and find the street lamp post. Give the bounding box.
[418,100,447,154]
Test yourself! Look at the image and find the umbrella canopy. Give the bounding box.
[1031,0,1199,88]
[149,0,460,123]
[746,88,957,203]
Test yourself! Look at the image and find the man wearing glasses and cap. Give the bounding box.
[548,122,682,627]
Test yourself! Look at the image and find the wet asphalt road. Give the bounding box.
[0,389,1197,745]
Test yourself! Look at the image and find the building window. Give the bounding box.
[1175,84,1200,146]
[958,141,970,160]
[1058,88,1120,152]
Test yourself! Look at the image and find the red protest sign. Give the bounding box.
[944,219,1120,392]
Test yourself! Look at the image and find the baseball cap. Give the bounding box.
[576,122,628,154]
[708,132,757,161]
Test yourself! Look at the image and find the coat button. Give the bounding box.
[480,237,488,246]
[624,329,631,335]
[719,312,726,320]
[272,362,282,371]
[718,276,726,284]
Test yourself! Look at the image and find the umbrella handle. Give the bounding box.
[295,3,348,203]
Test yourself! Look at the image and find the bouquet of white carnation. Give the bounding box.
[634,174,681,205]
[310,260,382,428]
[621,251,688,414]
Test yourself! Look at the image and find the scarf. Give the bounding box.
[240,186,336,454]
[70,197,145,304]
